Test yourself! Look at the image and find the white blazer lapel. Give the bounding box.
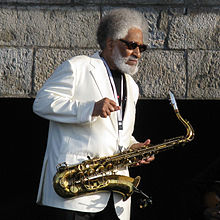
[89,55,114,100]
[89,53,118,132]
[122,74,137,131]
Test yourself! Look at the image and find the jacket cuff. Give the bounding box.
[77,100,97,124]
[129,136,139,148]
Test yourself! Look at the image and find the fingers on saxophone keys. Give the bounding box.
[147,154,155,162]
[139,155,155,165]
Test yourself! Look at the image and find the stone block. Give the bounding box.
[0,0,71,3]
[187,50,220,99]
[33,48,97,94]
[0,6,100,48]
[145,7,184,48]
[0,48,33,97]
[76,0,183,4]
[168,7,220,49]
[74,0,101,3]
[134,50,186,99]
[185,0,220,6]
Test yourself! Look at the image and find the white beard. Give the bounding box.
[111,46,139,76]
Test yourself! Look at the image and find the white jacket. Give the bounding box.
[33,52,139,220]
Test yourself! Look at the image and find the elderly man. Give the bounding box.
[33,8,154,220]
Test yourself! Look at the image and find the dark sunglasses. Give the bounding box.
[119,39,147,52]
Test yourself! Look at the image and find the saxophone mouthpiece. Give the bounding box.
[169,91,178,111]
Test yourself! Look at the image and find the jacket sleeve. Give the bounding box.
[33,59,96,124]
[129,135,139,147]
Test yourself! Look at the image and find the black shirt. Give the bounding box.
[110,69,127,119]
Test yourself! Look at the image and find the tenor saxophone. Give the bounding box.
[53,91,194,202]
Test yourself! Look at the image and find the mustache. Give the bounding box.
[127,55,138,61]
[126,55,139,65]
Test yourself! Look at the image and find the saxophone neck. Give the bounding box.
[169,91,194,142]
[175,110,195,142]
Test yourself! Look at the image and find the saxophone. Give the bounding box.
[53,91,194,203]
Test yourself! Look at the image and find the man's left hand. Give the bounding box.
[130,139,155,166]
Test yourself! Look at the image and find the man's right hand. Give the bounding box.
[92,98,120,118]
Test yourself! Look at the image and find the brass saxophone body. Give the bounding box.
[53,92,194,201]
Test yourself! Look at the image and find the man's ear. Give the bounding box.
[106,38,114,52]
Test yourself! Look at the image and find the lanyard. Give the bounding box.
[101,58,124,152]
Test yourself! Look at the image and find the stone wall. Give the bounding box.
[0,0,219,99]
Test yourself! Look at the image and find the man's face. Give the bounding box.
[112,28,144,75]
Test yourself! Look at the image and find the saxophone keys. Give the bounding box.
[70,185,79,194]
[87,168,95,175]
[106,163,113,170]
[59,178,69,188]
[77,164,85,171]
[77,171,84,180]
[56,162,67,171]
[96,165,105,172]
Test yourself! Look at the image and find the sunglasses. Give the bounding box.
[119,39,147,53]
